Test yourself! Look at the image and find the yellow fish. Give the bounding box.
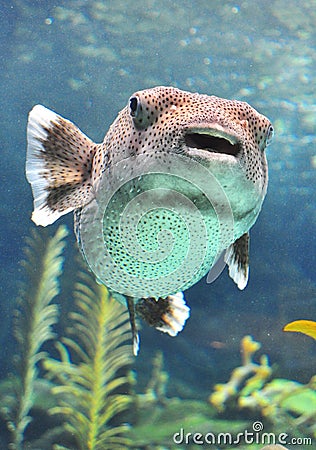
[283,320,316,340]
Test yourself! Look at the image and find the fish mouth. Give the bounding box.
[184,129,241,157]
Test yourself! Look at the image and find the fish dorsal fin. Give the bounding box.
[224,232,249,290]
[26,105,98,226]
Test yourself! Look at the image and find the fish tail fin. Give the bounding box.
[26,105,98,226]
[135,292,190,337]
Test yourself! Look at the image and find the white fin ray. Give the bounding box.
[225,246,248,290]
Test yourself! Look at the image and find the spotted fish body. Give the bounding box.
[26,86,273,354]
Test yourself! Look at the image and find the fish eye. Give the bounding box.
[129,96,141,118]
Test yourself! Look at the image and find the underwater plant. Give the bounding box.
[44,270,133,450]
[127,354,253,449]
[209,335,316,440]
[6,225,67,450]
[209,335,272,412]
[237,373,316,439]
[3,224,314,449]
[141,350,169,405]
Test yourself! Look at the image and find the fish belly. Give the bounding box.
[78,172,249,298]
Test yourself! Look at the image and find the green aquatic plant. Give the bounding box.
[142,350,169,405]
[239,376,316,438]
[126,351,256,449]
[209,335,316,441]
[44,270,133,450]
[7,225,67,450]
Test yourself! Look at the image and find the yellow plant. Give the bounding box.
[44,271,133,450]
[8,226,67,450]
[209,335,272,412]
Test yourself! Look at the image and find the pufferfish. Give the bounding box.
[26,86,273,354]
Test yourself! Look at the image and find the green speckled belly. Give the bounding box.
[79,171,235,298]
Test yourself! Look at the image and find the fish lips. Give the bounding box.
[184,126,241,158]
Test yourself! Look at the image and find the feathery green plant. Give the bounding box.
[44,271,133,450]
[8,225,68,450]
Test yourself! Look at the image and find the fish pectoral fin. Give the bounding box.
[224,232,249,290]
[135,292,190,337]
[26,105,98,226]
[126,296,140,356]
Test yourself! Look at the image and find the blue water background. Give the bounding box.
[0,0,315,398]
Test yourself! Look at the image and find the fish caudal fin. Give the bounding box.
[136,293,190,337]
[26,105,97,226]
[225,232,249,290]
